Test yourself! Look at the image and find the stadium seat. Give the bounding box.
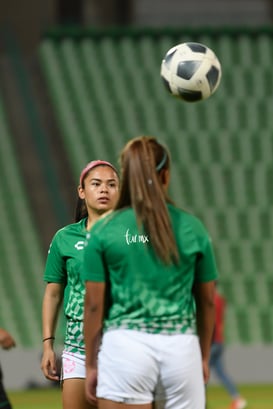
[0,96,45,347]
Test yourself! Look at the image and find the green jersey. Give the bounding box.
[82,204,218,335]
[44,218,87,354]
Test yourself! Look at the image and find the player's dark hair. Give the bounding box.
[115,135,179,264]
[75,197,87,222]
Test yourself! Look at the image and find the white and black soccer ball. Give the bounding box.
[160,42,222,102]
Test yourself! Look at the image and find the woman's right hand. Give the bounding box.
[85,367,98,405]
[41,348,60,381]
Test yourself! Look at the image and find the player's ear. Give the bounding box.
[78,185,85,199]
[160,169,170,189]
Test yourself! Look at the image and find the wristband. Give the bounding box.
[43,336,55,342]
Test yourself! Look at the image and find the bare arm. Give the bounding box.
[84,281,105,405]
[193,280,216,384]
[41,282,64,381]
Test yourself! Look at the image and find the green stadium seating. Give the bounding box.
[39,27,273,344]
[0,97,45,347]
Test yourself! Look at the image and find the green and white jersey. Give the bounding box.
[44,218,87,355]
[83,204,218,336]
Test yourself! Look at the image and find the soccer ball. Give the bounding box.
[160,42,222,102]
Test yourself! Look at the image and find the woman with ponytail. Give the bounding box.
[83,136,218,409]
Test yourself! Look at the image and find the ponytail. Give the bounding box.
[116,136,179,264]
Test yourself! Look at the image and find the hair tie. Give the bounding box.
[156,151,167,172]
[43,336,55,342]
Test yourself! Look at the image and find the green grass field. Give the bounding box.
[7,384,273,409]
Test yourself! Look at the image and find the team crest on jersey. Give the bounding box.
[74,241,85,250]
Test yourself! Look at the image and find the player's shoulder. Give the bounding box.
[52,219,86,240]
[168,204,210,239]
[94,209,130,228]
[168,203,203,224]
[89,210,132,243]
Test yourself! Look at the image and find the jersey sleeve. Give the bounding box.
[43,232,67,284]
[82,229,106,283]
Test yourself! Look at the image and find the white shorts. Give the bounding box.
[61,351,86,380]
[97,330,205,409]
